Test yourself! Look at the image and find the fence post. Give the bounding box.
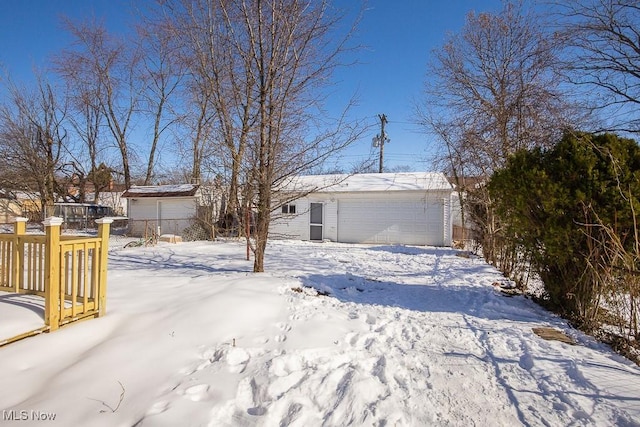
[95,218,112,317]
[12,217,28,293]
[44,217,63,331]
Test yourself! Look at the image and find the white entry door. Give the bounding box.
[309,203,323,241]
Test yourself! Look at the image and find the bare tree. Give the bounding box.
[56,18,141,189]
[231,0,363,272]
[182,74,216,185]
[0,77,68,217]
[421,2,572,175]
[163,0,256,230]
[555,0,640,134]
[136,17,185,185]
[57,64,105,203]
[418,1,579,265]
[149,0,363,270]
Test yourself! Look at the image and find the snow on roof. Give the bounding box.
[121,184,199,198]
[5,191,40,200]
[280,172,453,193]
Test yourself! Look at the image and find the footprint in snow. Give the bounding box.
[236,377,267,417]
[247,406,267,416]
[267,370,306,400]
[351,333,375,350]
[371,355,387,383]
[253,336,269,345]
[277,322,292,332]
[227,347,250,373]
[519,353,534,371]
[363,313,377,325]
[182,384,211,402]
[200,347,225,363]
[345,331,359,346]
[146,400,170,416]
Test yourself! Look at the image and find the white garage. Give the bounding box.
[270,172,454,246]
[121,184,200,237]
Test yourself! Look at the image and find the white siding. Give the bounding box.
[158,198,197,236]
[270,195,338,241]
[270,199,310,240]
[322,198,338,241]
[128,199,157,236]
[127,197,196,237]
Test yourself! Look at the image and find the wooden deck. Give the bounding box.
[0,217,112,346]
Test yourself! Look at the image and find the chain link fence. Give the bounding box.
[1,217,215,251]
[109,218,214,250]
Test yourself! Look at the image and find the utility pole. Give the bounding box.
[372,114,389,173]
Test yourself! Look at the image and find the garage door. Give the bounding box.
[337,198,444,245]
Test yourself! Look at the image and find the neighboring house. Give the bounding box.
[0,191,42,223]
[63,174,127,203]
[0,192,21,224]
[121,184,200,237]
[269,172,455,246]
[95,191,127,217]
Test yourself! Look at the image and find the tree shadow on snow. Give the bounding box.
[298,272,524,320]
[0,293,45,318]
[299,272,640,424]
[367,244,461,257]
[107,250,253,275]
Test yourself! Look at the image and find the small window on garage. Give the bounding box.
[281,203,296,214]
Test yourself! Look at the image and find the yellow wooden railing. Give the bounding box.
[0,217,111,344]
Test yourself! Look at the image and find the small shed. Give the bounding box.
[269,172,455,246]
[121,184,199,237]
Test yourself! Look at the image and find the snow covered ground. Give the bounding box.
[1,239,639,426]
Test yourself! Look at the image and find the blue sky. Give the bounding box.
[0,0,504,173]
[331,1,504,171]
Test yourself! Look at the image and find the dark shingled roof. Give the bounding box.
[121,184,199,198]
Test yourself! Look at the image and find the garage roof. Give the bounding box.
[280,172,453,193]
[121,184,199,198]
